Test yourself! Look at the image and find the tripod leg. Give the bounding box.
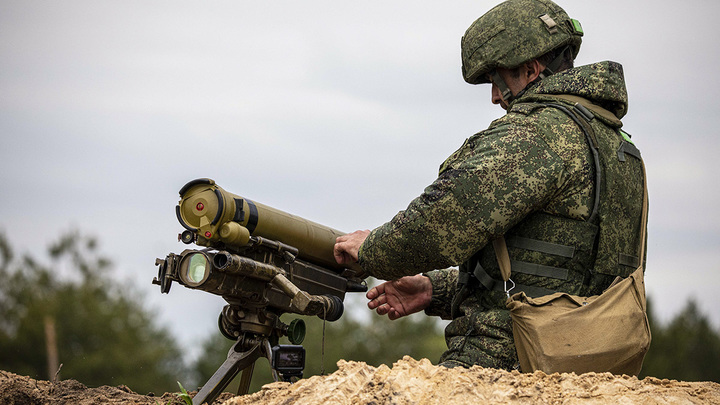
[236,362,255,396]
[263,338,280,382]
[192,339,262,405]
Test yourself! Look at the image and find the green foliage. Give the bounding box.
[175,381,193,405]
[640,297,720,382]
[0,230,188,394]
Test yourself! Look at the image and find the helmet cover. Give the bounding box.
[461,0,583,84]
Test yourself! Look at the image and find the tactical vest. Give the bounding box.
[456,94,646,311]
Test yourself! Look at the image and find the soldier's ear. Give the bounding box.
[524,59,545,82]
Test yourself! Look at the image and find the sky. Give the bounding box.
[2,0,719,363]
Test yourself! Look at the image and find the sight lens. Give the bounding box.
[186,254,209,284]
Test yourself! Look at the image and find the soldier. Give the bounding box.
[334,0,646,370]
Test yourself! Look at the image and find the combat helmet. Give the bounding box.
[461,0,584,85]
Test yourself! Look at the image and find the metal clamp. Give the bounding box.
[504,278,516,298]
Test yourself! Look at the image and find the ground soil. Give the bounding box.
[2,357,720,404]
[0,369,234,405]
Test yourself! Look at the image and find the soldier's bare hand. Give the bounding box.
[366,274,432,320]
[334,230,370,265]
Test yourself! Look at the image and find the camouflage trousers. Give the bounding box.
[438,305,519,371]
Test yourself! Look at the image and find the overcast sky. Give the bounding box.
[2,0,719,362]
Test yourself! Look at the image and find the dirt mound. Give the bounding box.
[2,358,719,404]
[0,370,233,405]
[224,356,720,405]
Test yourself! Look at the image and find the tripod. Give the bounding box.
[192,305,306,405]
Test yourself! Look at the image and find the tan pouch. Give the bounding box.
[506,265,651,374]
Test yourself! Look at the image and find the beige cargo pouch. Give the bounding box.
[497,161,650,376]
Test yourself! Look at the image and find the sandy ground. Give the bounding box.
[2,357,719,404]
[225,357,720,405]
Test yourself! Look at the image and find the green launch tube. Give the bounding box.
[176,179,349,271]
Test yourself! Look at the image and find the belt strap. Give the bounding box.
[473,261,557,298]
[618,253,640,268]
[506,236,575,258]
[510,260,569,280]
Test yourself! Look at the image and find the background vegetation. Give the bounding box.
[0,231,187,394]
[0,230,718,395]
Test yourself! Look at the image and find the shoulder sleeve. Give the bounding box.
[358,119,568,280]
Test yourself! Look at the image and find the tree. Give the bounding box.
[640,297,720,382]
[0,230,188,394]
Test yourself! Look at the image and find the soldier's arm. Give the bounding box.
[423,268,459,320]
[358,122,568,280]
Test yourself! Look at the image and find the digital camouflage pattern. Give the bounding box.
[358,61,646,370]
[461,0,583,84]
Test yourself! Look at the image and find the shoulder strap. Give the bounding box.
[493,238,512,282]
[637,160,649,263]
[539,101,602,223]
[543,94,622,127]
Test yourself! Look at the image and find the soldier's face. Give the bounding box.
[490,68,527,110]
[489,60,545,110]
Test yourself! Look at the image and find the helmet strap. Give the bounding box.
[539,45,571,79]
[492,71,515,103]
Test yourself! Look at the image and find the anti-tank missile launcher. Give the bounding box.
[153,178,366,405]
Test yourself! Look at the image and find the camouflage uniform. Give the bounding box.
[357,60,646,370]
